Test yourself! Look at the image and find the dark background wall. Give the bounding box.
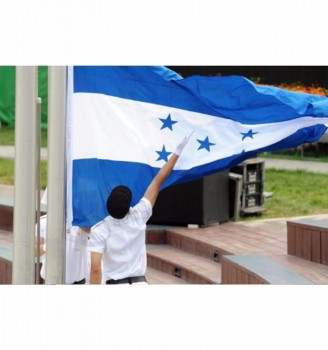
[167,66,328,87]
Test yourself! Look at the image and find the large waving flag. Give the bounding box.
[66,66,328,227]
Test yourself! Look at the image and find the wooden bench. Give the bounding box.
[287,218,328,265]
[221,254,313,284]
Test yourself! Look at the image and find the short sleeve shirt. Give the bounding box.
[87,197,152,281]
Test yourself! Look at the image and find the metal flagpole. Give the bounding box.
[45,66,67,284]
[35,97,42,284]
[12,66,38,285]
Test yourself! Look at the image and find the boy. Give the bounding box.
[88,133,192,284]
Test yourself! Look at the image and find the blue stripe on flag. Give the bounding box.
[73,66,328,124]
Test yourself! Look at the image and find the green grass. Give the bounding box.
[0,158,15,185]
[0,126,15,145]
[0,158,48,189]
[0,126,48,147]
[254,168,328,220]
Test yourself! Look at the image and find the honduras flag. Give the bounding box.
[66,66,328,227]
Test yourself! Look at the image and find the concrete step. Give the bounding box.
[147,227,231,264]
[147,244,222,284]
[165,229,230,263]
[146,266,189,285]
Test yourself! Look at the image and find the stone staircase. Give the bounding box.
[146,228,223,284]
[2,191,328,284]
[146,266,188,285]
[145,217,328,285]
[221,217,328,284]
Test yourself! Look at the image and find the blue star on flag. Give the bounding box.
[197,136,216,152]
[156,145,172,162]
[240,129,259,141]
[159,114,178,130]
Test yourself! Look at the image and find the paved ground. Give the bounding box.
[0,185,14,200]
[0,146,48,161]
[263,158,328,174]
[0,145,327,173]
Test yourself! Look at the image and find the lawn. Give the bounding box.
[0,126,48,147]
[0,158,48,189]
[259,168,328,219]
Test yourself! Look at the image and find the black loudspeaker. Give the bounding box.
[148,171,230,227]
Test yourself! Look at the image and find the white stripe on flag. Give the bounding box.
[72,93,328,169]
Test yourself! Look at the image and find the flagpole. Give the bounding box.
[35,97,42,284]
[45,66,67,284]
[12,66,38,285]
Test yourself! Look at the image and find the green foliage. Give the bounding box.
[0,66,48,127]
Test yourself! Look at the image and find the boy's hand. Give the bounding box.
[175,130,194,156]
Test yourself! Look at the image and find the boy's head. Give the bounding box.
[106,185,132,219]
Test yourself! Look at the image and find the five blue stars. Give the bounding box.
[155,121,258,159]
[156,145,172,162]
[240,129,259,141]
[197,136,216,152]
[159,114,178,130]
